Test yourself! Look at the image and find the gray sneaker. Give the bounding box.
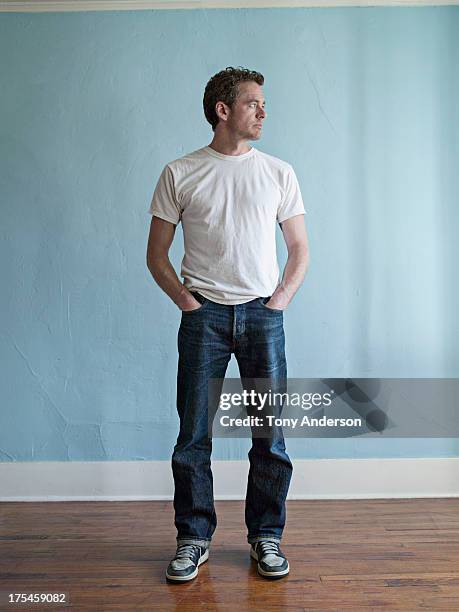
[250,539,289,579]
[165,543,209,582]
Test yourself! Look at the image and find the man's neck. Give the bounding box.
[208,134,252,157]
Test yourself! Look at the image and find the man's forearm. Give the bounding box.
[269,246,309,309]
[147,256,197,310]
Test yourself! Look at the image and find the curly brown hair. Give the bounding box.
[203,66,265,132]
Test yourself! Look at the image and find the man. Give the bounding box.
[146,66,309,582]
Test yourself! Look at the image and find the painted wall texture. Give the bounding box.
[0,7,458,462]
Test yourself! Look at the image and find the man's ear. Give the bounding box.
[215,101,229,123]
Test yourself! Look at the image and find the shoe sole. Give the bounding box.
[165,548,209,582]
[250,547,290,578]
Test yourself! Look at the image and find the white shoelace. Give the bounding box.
[257,540,285,567]
[171,544,201,569]
[258,540,279,556]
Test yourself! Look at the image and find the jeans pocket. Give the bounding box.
[258,296,284,313]
[181,293,209,314]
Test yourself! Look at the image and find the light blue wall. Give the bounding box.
[1,7,458,462]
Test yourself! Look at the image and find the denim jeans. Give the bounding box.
[172,291,293,549]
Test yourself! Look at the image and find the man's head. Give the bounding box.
[203,66,266,140]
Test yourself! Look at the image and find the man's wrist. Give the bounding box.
[268,285,292,309]
[174,285,199,310]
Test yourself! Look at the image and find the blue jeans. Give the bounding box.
[172,291,293,549]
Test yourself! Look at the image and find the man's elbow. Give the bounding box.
[146,250,155,274]
[147,249,172,281]
[303,247,310,273]
[146,250,162,278]
[290,242,309,267]
[294,245,310,282]
[301,252,310,282]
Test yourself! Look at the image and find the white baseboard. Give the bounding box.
[1,0,458,13]
[1,457,458,501]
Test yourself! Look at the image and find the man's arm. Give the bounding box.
[266,214,310,310]
[146,216,200,311]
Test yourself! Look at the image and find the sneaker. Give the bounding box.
[165,543,209,582]
[250,539,289,579]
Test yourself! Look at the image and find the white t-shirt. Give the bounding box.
[148,145,306,305]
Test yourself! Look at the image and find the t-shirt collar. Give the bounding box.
[203,145,256,161]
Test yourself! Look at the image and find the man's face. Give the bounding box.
[223,81,267,140]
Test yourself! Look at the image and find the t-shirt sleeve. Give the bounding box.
[277,165,306,224]
[147,164,182,225]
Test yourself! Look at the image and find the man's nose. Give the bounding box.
[258,107,266,119]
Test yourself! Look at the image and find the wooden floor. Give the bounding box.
[1,498,459,611]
